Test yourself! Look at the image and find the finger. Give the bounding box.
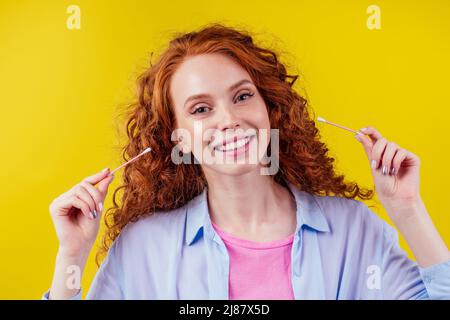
[358,126,383,144]
[389,149,399,175]
[73,185,97,216]
[95,175,115,216]
[97,174,115,196]
[371,137,388,170]
[391,148,408,177]
[57,195,93,220]
[72,196,96,220]
[80,181,103,212]
[355,132,374,159]
[83,168,110,185]
[381,142,398,176]
[58,168,110,202]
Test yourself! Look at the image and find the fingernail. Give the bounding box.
[359,128,367,132]
[99,202,103,213]
[382,165,387,175]
[391,167,396,175]
[355,132,362,136]
[102,168,109,173]
[92,210,97,219]
[371,160,377,169]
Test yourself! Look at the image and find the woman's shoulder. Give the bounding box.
[110,190,205,250]
[118,205,188,243]
[310,193,387,236]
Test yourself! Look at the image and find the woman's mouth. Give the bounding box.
[213,135,254,157]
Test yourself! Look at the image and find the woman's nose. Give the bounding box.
[216,107,241,131]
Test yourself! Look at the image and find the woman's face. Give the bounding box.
[170,53,271,177]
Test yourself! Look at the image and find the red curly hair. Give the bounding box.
[97,23,374,265]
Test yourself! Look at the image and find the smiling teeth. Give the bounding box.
[215,137,250,152]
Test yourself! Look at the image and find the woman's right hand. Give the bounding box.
[49,168,115,258]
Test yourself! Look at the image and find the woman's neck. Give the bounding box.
[205,170,297,242]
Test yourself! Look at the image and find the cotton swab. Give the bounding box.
[317,117,361,135]
[108,147,152,176]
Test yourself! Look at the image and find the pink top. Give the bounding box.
[211,221,295,300]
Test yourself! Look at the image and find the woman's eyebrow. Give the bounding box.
[183,79,254,108]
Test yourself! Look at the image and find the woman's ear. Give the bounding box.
[180,142,192,154]
[176,134,191,154]
[172,128,192,154]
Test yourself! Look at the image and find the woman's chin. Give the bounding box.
[203,162,261,177]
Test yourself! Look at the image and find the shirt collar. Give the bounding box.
[184,181,330,246]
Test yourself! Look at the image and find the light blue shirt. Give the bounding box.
[43,181,450,299]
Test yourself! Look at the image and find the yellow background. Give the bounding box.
[1,0,449,299]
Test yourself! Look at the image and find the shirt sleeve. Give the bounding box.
[85,238,124,299]
[381,221,450,300]
[41,235,124,300]
[41,289,82,300]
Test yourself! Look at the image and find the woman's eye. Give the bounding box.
[191,106,210,114]
[190,92,254,114]
[235,92,254,103]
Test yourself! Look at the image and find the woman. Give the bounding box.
[44,24,450,300]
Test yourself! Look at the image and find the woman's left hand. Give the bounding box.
[354,126,422,220]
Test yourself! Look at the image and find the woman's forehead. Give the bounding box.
[170,54,252,103]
